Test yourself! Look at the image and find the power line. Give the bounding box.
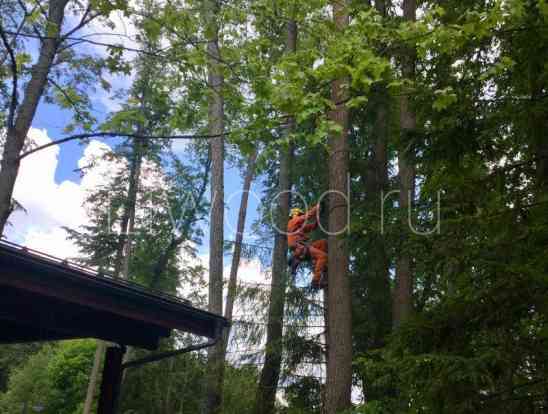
[233,319,325,329]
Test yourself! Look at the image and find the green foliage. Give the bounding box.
[282,377,322,414]
[0,344,42,393]
[0,341,96,414]
[46,341,96,414]
[119,347,258,414]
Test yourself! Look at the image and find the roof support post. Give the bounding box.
[98,345,126,414]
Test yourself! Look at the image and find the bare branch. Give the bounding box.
[17,130,230,160]
[3,29,167,57]
[55,32,140,54]
[61,6,102,40]
[17,113,290,160]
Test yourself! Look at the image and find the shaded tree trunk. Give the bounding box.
[325,2,353,413]
[204,0,225,412]
[0,0,69,234]
[253,20,297,414]
[529,29,548,194]
[366,0,392,347]
[393,0,417,329]
[366,92,391,347]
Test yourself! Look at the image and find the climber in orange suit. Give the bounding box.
[287,204,328,289]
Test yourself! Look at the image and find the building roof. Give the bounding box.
[0,240,227,350]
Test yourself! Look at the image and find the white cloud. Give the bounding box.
[234,258,268,286]
[6,128,117,258]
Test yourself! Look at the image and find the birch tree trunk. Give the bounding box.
[253,20,297,414]
[325,2,353,413]
[0,0,69,234]
[393,0,417,329]
[204,0,225,412]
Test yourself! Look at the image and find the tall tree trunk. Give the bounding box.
[366,94,391,347]
[82,340,105,414]
[222,149,258,349]
[368,0,391,347]
[325,2,353,413]
[210,149,258,402]
[0,0,69,234]
[253,20,297,414]
[528,19,548,194]
[393,0,417,329]
[204,0,225,412]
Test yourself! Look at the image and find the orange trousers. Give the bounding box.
[308,239,328,284]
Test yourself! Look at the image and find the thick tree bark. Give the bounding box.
[325,2,353,413]
[253,20,297,414]
[204,1,225,412]
[393,0,417,329]
[0,0,69,234]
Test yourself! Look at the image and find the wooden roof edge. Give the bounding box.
[0,239,229,331]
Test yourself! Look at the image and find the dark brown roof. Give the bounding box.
[0,240,227,350]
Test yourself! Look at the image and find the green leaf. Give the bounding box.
[433,87,458,111]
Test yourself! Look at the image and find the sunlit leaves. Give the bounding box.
[432,86,457,111]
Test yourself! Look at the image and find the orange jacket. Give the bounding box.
[287,204,319,248]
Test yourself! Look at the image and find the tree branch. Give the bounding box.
[15,0,45,40]
[0,2,39,65]
[61,6,102,40]
[47,76,89,122]
[17,130,229,160]
[2,29,167,58]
